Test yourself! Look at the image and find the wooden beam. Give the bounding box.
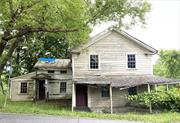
[166,84,169,91]
[148,84,152,113]
[110,85,113,114]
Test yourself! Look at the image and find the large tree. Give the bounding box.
[154,50,180,79]
[0,0,151,91]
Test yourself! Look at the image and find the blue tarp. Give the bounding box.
[38,57,56,62]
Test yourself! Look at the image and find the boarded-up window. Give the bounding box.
[90,55,99,69]
[60,82,66,93]
[127,54,136,68]
[20,82,28,94]
[101,87,109,97]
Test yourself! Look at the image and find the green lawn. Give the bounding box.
[0,95,180,123]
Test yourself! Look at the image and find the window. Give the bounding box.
[128,87,137,95]
[60,70,67,74]
[90,55,99,69]
[127,54,136,68]
[20,82,28,94]
[101,87,110,97]
[60,82,66,93]
[48,70,54,73]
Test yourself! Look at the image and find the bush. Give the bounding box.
[128,88,180,111]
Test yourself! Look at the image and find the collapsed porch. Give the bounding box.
[72,75,180,113]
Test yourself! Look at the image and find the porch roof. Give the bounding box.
[74,75,180,88]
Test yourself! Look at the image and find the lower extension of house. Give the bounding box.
[10,28,180,113]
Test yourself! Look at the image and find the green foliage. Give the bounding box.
[0,0,152,76]
[13,33,71,75]
[154,50,180,79]
[128,88,180,111]
[0,94,180,123]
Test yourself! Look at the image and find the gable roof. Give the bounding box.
[71,28,158,54]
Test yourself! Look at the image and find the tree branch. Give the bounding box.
[0,38,22,74]
[2,27,79,41]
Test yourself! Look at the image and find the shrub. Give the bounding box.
[128,88,180,111]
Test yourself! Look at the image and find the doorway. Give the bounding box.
[76,84,87,107]
[38,80,45,100]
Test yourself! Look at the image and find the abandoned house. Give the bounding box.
[10,28,180,113]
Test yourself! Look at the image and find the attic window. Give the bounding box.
[48,70,54,73]
[90,55,99,69]
[60,70,67,74]
[127,54,136,68]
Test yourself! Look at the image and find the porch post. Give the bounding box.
[45,79,48,101]
[155,84,157,91]
[72,82,76,112]
[33,80,36,101]
[110,85,113,114]
[166,84,169,91]
[148,84,152,113]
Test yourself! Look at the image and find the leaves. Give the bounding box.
[154,50,180,79]
[128,88,180,111]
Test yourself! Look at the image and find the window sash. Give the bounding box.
[101,87,110,97]
[20,82,28,94]
[60,82,66,93]
[90,55,99,69]
[127,54,136,68]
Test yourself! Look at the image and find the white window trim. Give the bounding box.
[19,81,28,94]
[88,54,100,71]
[126,52,137,69]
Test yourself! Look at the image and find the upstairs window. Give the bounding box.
[60,82,67,93]
[128,86,137,95]
[60,70,67,74]
[127,54,136,68]
[20,82,28,94]
[101,87,110,97]
[90,55,99,69]
[48,70,54,73]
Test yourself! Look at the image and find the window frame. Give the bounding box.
[126,53,137,69]
[60,82,67,93]
[101,87,110,97]
[128,86,137,95]
[20,82,28,94]
[89,54,100,70]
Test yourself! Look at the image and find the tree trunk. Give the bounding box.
[0,38,22,92]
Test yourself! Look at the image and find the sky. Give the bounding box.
[91,0,180,56]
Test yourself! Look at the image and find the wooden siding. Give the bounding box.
[37,69,72,80]
[88,87,128,111]
[73,32,153,78]
[11,80,34,101]
[48,80,72,99]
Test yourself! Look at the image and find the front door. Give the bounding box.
[38,80,45,100]
[76,85,87,107]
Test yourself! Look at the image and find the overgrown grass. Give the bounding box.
[0,94,180,123]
